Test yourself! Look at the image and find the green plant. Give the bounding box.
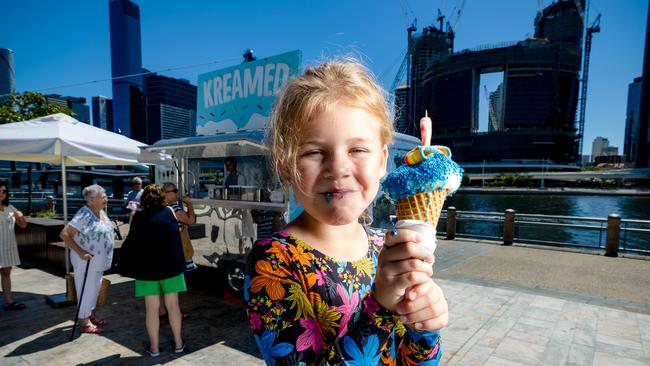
[0,92,74,124]
[33,209,56,218]
[487,173,534,187]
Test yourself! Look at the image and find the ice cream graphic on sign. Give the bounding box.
[382,111,463,255]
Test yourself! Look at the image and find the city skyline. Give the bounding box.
[1,0,646,156]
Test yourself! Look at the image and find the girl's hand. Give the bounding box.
[396,278,448,331]
[374,228,435,311]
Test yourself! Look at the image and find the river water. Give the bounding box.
[14,192,650,252]
[444,193,650,252]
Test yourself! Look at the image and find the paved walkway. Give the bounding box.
[1,239,649,365]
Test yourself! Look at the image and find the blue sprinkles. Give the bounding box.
[382,151,463,201]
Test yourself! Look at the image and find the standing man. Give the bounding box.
[126,177,143,204]
[223,157,245,188]
[126,177,144,215]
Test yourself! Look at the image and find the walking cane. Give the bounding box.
[69,258,91,341]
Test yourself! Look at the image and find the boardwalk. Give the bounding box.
[1,238,649,365]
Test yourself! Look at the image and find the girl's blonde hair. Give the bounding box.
[267,59,394,188]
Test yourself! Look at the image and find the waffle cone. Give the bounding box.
[395,190,448,227]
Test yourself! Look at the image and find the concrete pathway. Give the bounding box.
[0,238,649,365]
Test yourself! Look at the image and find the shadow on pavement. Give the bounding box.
[6,325,72,356]
[1,264,262,364]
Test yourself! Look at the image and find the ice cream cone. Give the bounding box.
[395,189,448,227]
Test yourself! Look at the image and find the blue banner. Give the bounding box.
[196,50,302,135]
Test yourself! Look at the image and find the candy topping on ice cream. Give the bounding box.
[382,145,463,201]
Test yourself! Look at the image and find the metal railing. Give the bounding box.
[43,198,650,256]
[441,207,650,256]
[43,197,131,222]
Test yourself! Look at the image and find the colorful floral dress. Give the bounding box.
[244,228,442,365]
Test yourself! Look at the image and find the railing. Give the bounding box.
[39,198,650,256]
[441,207,650,256]
[43,198,131,222]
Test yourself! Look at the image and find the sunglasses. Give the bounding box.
[165,188,178,193]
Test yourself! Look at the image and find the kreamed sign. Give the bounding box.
[196,50,302,135]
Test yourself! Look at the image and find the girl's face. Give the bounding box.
[293,104,388,226]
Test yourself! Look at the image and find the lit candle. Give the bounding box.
[419,110,432,146]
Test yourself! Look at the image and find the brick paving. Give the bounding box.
[1,238,649,365]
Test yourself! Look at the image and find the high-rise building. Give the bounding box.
[92,96,113,131]
[45,94,90,124]
[109,0,144,139]
[591,136,609,162]
[394,84,410,134]
[488,83,504,132]
[624,77,642,163]
[143,72,197,144]
[634,4,650,167]
[400,24,454,137]
[602,146,619,156]
[0,48,15,99]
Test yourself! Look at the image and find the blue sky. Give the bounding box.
[1,0,647,156]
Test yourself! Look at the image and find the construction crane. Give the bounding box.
[388,0,416,106]
[576,12,601,161]
[387,49,408,106]
[447,0,466,29]
[388,19,416,106]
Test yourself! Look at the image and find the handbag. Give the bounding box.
[67,272,111,306]
[180,224,194,261]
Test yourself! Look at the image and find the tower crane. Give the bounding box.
[448,0,466,29]
[437,9,445,31]
[576,12,601,161]
[387,49,409,106]
[388,19,416,107]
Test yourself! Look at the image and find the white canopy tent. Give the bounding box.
[0,113,150,278]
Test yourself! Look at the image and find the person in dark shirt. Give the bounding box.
[122,184,186,356]
[223,157,245,187]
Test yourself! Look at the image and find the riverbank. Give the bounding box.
[458,187,650,196]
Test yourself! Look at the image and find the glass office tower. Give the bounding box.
[109,0,144,140]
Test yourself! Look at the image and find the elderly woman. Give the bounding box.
[0,181,28,311]
[60,184,114,334]
[123,184,185,356]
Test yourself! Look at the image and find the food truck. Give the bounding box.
[144,50,420,295]
[146,131,289,295]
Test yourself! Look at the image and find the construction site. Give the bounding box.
[394,0,601,166]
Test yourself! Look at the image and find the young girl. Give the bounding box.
[244,60,448,365]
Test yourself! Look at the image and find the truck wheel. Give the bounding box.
[226,262,246,296]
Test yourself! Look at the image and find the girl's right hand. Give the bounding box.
[374,228,435,312]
